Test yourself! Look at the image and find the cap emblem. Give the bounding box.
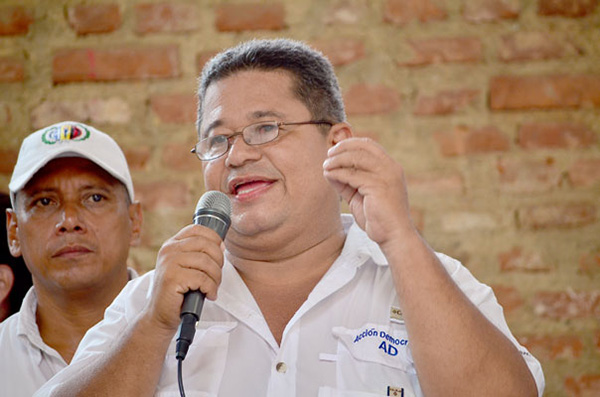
[41,123,91,145]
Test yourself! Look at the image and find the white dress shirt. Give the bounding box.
[0,268,138,397]
[36,216,544,396]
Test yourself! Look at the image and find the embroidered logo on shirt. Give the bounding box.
[387,386,404,396]
[352,326,408,357]
[390,306,404,324]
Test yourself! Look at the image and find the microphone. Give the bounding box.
[175,191,231,361]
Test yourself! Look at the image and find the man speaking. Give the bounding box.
[37,40,544,397]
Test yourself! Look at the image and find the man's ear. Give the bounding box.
[327,122,353,147]
[0,264,15,304]
[128,202,143,247]
[6,209,22,258]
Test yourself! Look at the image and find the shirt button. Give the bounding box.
[275,362,287,373]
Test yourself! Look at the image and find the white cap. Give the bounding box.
[9,121,134,206]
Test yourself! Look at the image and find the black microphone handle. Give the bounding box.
[180,210,230,318]
[176,203,231,361]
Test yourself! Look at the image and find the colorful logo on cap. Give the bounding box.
[41,123,91,145]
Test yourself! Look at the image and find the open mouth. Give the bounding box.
[229,178,275,197]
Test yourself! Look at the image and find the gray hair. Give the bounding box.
[197,38,346,136]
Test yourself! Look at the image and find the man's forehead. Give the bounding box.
[206,69,294,97]
[200,70,302,135]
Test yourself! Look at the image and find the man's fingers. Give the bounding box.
[176,265,222,301]
[324,147,379,174]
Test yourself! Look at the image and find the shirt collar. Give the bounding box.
[339,214,388,268]
[15,287,48,364]
[15,267,138,364]
[127,267,139,280]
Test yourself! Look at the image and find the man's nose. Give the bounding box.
[225,133,261,167]
[55,203,86,234]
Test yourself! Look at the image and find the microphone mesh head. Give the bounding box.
[195,190,232,217]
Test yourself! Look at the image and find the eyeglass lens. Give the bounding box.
[198,121,280,160]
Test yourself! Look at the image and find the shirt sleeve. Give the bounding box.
[34,272,155,396]
[436,252,545,397]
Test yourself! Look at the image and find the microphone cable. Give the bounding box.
[177,357,186,397]
[176,312,198,397]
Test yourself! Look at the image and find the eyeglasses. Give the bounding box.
[191,120,333,161]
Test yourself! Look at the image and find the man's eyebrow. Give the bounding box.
[80,184,115,194]
[251,110,285,119]
[23,187,58,197]
[202,120,224,138]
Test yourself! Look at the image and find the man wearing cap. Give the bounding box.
[0,121,142,396]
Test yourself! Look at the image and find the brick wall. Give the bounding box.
[1,1,598,395]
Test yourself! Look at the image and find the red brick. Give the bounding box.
[406,172,464,195]
[497,157,561,193]
[30,101,87,128]
[150,93,196,124]
[440,211,502,232]
[0,102,10,125]
[124,147,152,171]
[135,180,190,210]
[579,250,600,276]
[162,142,200,171]
[533,290,600,318]
[30,98,131,129]
[383,0,447,25]
[568,159,600,187]
[353,129,382,143]
[310,38,365,67]
[498,246,551,272]
[0,6,34,35]
[135,3,199,34]
[518,122,596,150]
[490,284,524,313]
[86,98,132,124]
[518,202,596,229]
[538,0,598,17]
[215,4,285,32]
[343,83,401,115]
[196,50,219,75]
[518,334,584,360]
[565,374,600,397]
[490,74,600,110]
[434,125,510,156]
[0,57,24,82]
[139,210,195,248]
[399,37,482,66]
[52,46,180,83]
[498,31,581,62]
[0,149,18,174]
[462,0,520,22]
[67,4,121,35]
[323,1,366,25]
[413,89,479,115]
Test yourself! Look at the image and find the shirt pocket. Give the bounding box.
[156,321,238,397]
[321,323,421,397]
